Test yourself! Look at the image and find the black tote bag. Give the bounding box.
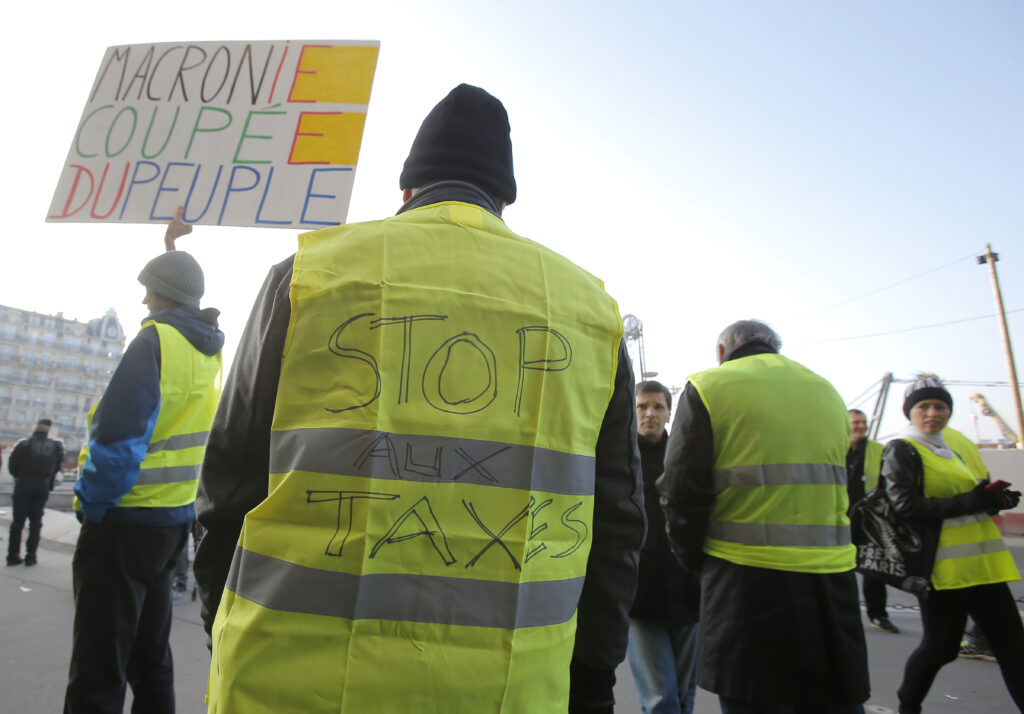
[849,478,940,599]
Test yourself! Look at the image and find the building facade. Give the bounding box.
[0,305,124,466]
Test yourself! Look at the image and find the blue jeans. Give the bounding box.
[718,696,865,714]
[627,617,699,714]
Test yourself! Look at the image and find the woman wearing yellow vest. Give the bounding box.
[882,377,1023,714]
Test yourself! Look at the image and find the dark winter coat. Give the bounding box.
[9,432,64,490]
[630,431,699,627]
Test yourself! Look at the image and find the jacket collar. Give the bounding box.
[396,180,503,218]
[722,340,778,363]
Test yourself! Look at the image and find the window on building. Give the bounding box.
[41,352,52,366]
[44,318,55,329]
[42,333,54,346]
[28,315,41,326]
[28,330,39,344]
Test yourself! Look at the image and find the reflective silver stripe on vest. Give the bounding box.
[935,539,1009,562]
[943,513,990,529]
[136,464,200,485]
[270,427,595,496]
[226,547,584,629]
[712,463,846,493]
[148,431,210,454]
[707,521,852,548]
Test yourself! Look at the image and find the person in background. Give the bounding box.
[658,319,869,713]
[628,380,700,714]
[194,84,645,714]
[64,235,223,713]
[846,408,898,633]
[6,418,64,566]
[883,376,1023,714]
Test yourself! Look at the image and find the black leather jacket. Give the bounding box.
[881,438,990,522]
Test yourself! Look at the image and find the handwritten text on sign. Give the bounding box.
[47,41,379,229]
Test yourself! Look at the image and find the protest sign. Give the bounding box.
[47,40,379,229]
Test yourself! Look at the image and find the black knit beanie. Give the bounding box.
[902,377,953,418]
[399,84,516,204]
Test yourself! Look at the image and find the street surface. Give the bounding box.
[1,507,1021,713]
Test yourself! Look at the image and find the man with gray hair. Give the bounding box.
[658,319,869,713]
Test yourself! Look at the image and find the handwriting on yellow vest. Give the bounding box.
[325,313,573,416]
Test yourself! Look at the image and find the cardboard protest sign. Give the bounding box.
[48,40,379,229]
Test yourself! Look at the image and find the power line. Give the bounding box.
[792,307,1024,346]
[799,252,976,317]
[897,379,1024,388]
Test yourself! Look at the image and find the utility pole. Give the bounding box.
[977,244,1024,448]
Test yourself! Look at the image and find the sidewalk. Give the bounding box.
[0,528,210,713]
[2,508,1021,713]
[0,505,82,553]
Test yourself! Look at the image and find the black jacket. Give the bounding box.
[882,438,989,522]
[845,439,869,511]
[9,432,64,484]
[630,431,699,626]
[194,182,645,713]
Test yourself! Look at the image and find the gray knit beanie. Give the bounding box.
[138,251,204,307]
[902,376,953,418]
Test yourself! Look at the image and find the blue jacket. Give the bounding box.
[75,305,224,526]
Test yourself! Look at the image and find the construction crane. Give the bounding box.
[970,393,1021,447]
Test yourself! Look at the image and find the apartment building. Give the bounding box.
[0,304,125,461]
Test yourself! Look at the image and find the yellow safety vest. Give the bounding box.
[76,401,98,475]
[902,438,1020,590]
[942,427,988,480]
[688,353,855,573]
[208,202,624,713]
[74,323,221,511]
[863,439,883,492]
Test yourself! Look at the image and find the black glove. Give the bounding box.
[980,480,1021,513]
[994,489,1021,511]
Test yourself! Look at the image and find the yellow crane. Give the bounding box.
[970,393,1021,447]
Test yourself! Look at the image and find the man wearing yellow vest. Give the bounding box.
[658,320,869,713]
[846,408,897,633]
[65,248,223,713]
[194,84,645,714]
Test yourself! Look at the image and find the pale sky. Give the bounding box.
[3,0,1022,442]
